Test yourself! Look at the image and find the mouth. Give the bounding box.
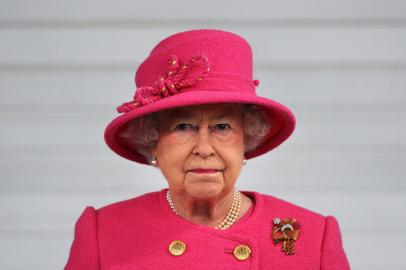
[188,168,222,174]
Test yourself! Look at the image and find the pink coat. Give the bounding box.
[64,189,351,269]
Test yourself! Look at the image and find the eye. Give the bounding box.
[174,123,195,131]
[212,123,232,136]
[212,123,231,132]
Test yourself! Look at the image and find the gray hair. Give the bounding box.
[118,104,271,162]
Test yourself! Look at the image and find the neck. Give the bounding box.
[181,191,234,226]
[167,189,252,228]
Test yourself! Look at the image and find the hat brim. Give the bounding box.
[104,89,296,164]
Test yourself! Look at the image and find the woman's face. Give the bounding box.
[152,104,245,200]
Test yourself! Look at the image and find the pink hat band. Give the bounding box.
[104,29,296,164]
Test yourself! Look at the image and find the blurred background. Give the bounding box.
[1,0,405,269]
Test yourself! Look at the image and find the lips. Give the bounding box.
[188,168,221,174]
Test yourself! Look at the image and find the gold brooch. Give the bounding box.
[272,217,301,255]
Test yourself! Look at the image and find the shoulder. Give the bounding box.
[253,192,349,261]
[73,190,161,223]
[95,190,162,219]
[77,190,166,234]
[242,192,350,268]
[253,191,325,220]
[248,191,329,246]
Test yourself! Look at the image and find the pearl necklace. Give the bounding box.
[166,189,242,230]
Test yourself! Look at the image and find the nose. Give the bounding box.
[192,127,216,158]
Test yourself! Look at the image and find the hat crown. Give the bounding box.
[135,29,255,93]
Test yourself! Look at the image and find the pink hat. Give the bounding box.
[104,29,296,164]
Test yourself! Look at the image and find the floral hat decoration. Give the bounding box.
[104,29,296,164]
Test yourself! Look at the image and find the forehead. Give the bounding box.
[163,104,242,120]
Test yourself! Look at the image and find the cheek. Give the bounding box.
[219,132,245,178]
[226,130,245,155]
[156,133,180,157]
[155,135,191,175]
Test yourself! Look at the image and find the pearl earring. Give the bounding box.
[151,156,157,166]
[242,159,247,165]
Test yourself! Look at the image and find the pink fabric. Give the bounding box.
[135,30,254,95]
[64,189,351,269]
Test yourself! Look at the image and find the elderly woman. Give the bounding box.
[64,29,350,269]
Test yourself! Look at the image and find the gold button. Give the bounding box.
[168,240,186,256]
[233,244,252,261]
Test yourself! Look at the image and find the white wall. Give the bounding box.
[1,0,405,269]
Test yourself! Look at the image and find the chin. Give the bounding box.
[185,182,225,200]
